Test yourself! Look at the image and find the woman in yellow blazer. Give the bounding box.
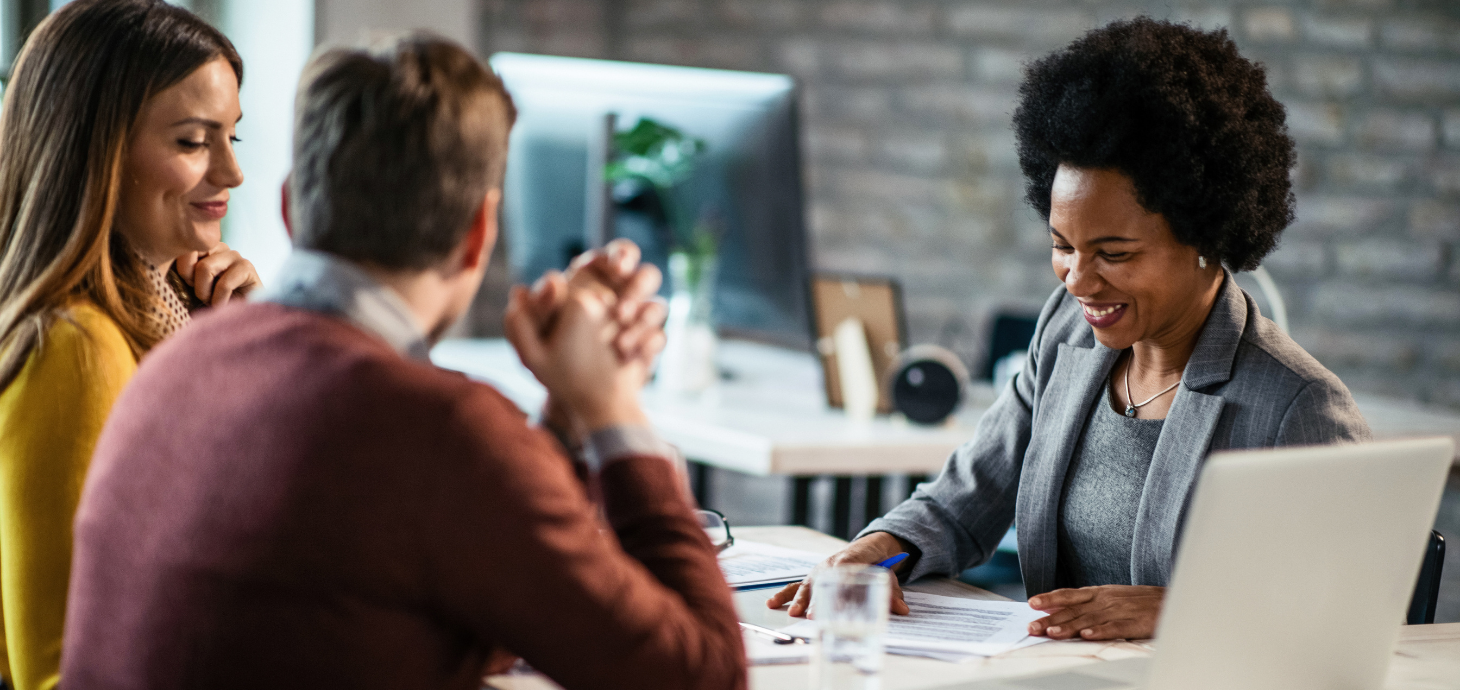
[0,2,261,687]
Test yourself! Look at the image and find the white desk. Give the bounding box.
[487,525,1460,690]
[433,338,990,536]
[432,337,1460,472]
[431,338,990,476]
[733,526,1160,690]
[740,527,1460,690]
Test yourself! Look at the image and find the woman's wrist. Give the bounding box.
[856,531,920,574]
[854,532,904,560]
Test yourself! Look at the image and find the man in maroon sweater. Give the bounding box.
[62,34,745,690]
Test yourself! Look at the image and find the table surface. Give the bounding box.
[432,338,990,475]
[433,338,1460,475]
[488,525,1460,690]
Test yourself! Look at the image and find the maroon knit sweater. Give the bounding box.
[62,303,745,690]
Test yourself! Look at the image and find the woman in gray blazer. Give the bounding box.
[770,17,1371,641]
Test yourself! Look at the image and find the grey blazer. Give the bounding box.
[861,274,1371,595]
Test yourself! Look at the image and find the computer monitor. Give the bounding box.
[489,52,814,350]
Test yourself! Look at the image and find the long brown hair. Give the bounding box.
[0,0,242,390]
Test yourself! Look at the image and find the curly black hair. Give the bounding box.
[1012,17,1294,272]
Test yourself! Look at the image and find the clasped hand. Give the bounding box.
[504,239,667,434]
[175,241,260,305]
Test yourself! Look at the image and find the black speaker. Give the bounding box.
[888,345,968,425]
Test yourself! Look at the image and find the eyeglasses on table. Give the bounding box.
[696,508,734,553]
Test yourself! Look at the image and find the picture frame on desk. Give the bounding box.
[809,273,908,414]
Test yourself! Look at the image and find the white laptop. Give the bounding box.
[943,437,1455,690]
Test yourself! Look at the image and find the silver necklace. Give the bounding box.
[1123,361,1181,418]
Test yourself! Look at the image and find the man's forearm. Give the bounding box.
[596,453,746,690]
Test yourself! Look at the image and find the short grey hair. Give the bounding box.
[288,33,515,271]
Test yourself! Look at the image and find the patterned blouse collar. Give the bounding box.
[134,249,191,338]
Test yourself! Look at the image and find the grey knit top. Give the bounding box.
[1055,383,1164,588]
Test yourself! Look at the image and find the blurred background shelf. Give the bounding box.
[433,338,1460,471]
[434,337,992,538]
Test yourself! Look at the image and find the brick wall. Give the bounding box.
[475,0,1460,410]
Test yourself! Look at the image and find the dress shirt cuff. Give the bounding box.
[582,425,679,472]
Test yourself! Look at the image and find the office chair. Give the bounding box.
[1407,530,1445,625]
[1249,266,1290,334]
[979,313,1038,382]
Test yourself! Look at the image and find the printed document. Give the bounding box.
[717,540,823,589]
[780,591,1050,659]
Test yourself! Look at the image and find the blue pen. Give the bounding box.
[874,552,909,570]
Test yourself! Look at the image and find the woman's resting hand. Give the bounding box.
[175,241,260,306]
[1027,585,1164,641]
[766,531,912,618]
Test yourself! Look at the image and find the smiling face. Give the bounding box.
[116,57,243,267]
[1049,165,1220,352]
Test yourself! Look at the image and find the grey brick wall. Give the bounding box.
[475,0,1460,411]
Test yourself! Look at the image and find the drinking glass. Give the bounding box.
[810,565,891,690]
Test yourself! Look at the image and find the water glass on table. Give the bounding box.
[810,565,891,690]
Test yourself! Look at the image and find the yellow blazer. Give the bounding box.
[0,302,136,690]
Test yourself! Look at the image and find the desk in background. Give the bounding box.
[487,525,1460,690]
[434,338,987,536]
[433,338,1460,538]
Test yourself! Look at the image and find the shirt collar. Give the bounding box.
[1181,271,1249,390]
[259,249,432,362]
[131,247,191,337]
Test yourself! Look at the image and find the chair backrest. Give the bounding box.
[1407,531,1446,625]
[979,313,1037,381]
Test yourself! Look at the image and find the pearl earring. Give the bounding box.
[1198,256,1207,269]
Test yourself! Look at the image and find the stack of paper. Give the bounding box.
[716,540,824,591]
[780,591,1050,663]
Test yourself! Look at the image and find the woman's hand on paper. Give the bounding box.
[1027,585,1165,641]
[766,531,912,618]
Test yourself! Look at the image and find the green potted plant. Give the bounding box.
[605,117,720,393]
